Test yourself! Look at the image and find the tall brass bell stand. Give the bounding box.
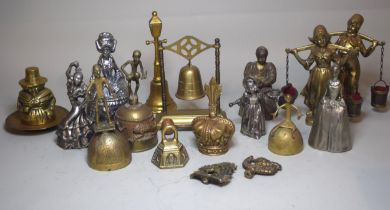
[151,119,189,169]
[147,11,224,130]
[371,44,389,109]
[145,11,177,114]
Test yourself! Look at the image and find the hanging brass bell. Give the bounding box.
[176,64,205,100]
[88,129,132,171]
[151,119,189,169]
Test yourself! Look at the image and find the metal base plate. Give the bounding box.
[5,106,68,133]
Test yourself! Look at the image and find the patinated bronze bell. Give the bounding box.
[115,55,157,152]
[5,67,68,132]
[87,128,131,171]
[87,73,132,171]
[151,119,189,169]
[176,64,205,100]
[192,77,235,155]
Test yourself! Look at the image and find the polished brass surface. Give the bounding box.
[87,130,131,171]
[286,25,352,124]
[190,162,237,186]
[175,64,205,100]
[5,106,68,132]
[192,78,235,155]
[86,64,116,129]
[242,156,282,179]
[151,119,189,169]
[149,11,222,130]
[17,67,56,126]
[268,94,303,156]
[6,67,68,133]
[329,14,385,98]
[145,11,177,113]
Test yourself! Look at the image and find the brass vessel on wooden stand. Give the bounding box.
[146,11,224,130]
[192,77,235,155]
[5,67,68,132]
[151,119,189,169]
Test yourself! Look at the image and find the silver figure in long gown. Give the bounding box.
[229,77,265,139]
[308,65,352,152]
[57,61,93,149]
[86,32,128,122]
[242,46,278,120]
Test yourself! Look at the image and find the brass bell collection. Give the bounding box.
[3,11,387,183]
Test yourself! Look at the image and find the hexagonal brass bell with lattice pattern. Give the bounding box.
[151,119,189,169]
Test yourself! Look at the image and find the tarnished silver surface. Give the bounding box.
[309,65,352,152]
[243,46,278,120]
[86,32,128,122]
[57,61,93,149]
[229,77,266,139]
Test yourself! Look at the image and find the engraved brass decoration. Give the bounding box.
[190,162,237,186]
[242,156,282,179]
[145,11,177,114]
[151,119,189,169]
[116,50,157,152]
[5,67,68,132]
[268,94,303,156]
[87,64,131,171]
[164,36,214,61]
[192,77,235,155]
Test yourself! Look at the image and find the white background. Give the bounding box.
[1,0,390,210]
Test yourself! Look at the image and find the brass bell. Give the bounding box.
[88,129,132,171]
[151,119,189,169]
[176,64,205,100]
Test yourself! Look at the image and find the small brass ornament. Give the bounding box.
[242,156,282,179]
[190,162,237,186]
[151,119,189,169]
[87,64,131,171]
[5,67,68,132]
[268,94,304,156]
[192,77,235,155]
[115,50,157,152]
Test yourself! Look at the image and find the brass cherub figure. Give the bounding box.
[86,64,116,130]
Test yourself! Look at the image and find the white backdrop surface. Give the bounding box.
[0,1,390,210]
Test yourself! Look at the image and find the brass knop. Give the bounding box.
[151,119,189,169]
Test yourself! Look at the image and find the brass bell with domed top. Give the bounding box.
[115,59,158,152]
[176,64,205,100]
[87,70,131,171]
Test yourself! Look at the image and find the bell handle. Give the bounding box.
[161,124,178,144]
[373,79,388,87]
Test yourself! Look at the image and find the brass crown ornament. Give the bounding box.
[5,67,68,132]
[151,119,189,169]
[192,77,235,155]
